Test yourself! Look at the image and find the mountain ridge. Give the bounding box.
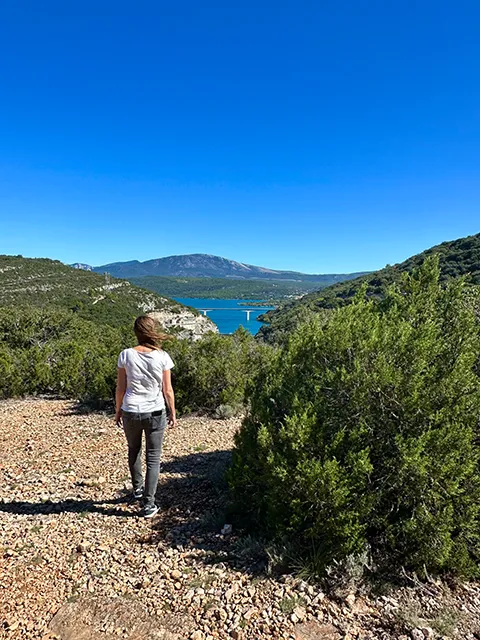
[78,253,368,284]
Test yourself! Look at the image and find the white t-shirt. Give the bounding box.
[117,348,174,413]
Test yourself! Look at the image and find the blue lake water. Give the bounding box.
[174,298,275,335]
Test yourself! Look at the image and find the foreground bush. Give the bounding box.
[229,258,480,577]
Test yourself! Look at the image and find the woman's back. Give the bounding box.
[118,347,174,413]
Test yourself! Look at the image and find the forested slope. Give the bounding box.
[128,275,324,299]
[0,255,188,327]
[260,232,480,343]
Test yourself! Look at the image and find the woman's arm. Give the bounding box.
[115,367,127,426]
[162,369,177,427]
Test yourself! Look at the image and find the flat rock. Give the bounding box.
[49,597,180,640]
[295,621,341,640]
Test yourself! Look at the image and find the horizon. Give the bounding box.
[72,251,370,274]
[1,1,479,272]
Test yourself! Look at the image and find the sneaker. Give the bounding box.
[132,488,144,500]
[143,505,159,518]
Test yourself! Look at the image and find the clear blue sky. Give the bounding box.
[0,1,478,273]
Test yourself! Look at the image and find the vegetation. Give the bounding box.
[166,328,274,414]
[230,258,480,578]
[0,307,128,400]
[0,255,188,327]
[129,275,322,300]
[260,233,480,343]
[0,305,272,414]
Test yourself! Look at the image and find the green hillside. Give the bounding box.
[0,255,190,327]
[259,232,480,342]
[0,255,266,412]
[128,274,326,300]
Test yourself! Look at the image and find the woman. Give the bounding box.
[115,315,177,518]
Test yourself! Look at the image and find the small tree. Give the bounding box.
[230,258,480,576]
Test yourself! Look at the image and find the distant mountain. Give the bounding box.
[259,232,480,343]
[91,253,368,284]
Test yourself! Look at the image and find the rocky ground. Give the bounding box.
[1,399,480,640]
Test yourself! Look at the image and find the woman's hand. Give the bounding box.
[115,367,127,428]
[163,369,177,429]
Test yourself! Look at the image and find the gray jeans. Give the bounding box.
[122,410,167,509]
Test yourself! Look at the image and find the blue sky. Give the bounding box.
[0,1,479,273]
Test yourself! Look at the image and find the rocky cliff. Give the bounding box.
[149,308,218,340]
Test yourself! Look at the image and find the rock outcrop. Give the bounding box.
[149,308,218,340]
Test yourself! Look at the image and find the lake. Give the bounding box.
[174,298,275,335]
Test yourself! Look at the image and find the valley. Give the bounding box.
[1,233,480,640]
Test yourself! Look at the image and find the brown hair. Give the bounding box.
[134,315,168,350]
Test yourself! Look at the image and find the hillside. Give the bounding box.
[90,253,368,284]
[0,255,216,337]
[128,275,325,300]
[260,232,480,342]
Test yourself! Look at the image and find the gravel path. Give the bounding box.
[1,399,480,640]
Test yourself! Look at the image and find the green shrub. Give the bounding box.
[167,327,274,414]
[0,343,23,397]
[0,307,127,401]
[229,258,480,577]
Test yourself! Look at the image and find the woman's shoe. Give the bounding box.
[143,505,159,518]
[132,488,144,500]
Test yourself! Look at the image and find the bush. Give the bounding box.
[166,327,274,414]
[0,307,128,401]
[0,343,23,397]
[215,404,238,420]
[229,258,480,577]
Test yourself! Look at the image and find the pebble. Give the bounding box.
[293,606,306,621]
[345,593,356,608]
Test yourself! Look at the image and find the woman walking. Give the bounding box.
[115,315,176,518]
